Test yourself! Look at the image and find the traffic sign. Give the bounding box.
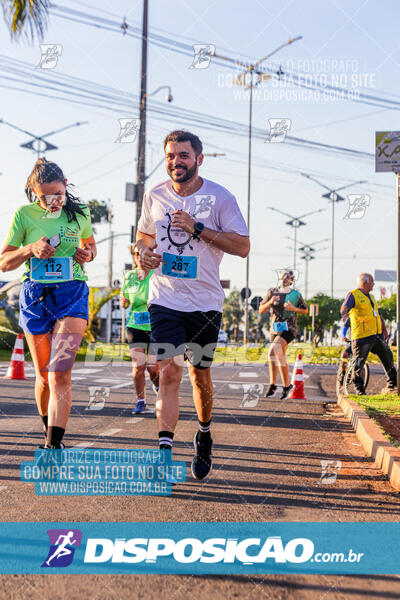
[375,131,400,172]
[309,303,319,317]
[125,183,138,202]
[241,287,251,300]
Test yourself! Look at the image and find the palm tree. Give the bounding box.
[2,0,50,41]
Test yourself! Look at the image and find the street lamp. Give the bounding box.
[267,206,326,270]
[301,173,366,297]
[212,36,302,344]
[0,118,88,159]
[286,236,329,299]
[135,84,173,231]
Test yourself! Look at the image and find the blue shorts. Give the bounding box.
[19,280,89,335]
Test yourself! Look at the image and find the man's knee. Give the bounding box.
[190,367,211,390]
[160,360,182,386]
[132,364,146,377]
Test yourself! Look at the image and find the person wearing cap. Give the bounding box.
[259,270,308,399]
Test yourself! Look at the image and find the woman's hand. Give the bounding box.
[30,237,55,259]
[74,244,92,265]
[120,296,129,308]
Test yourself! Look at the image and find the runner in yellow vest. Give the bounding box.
[341,273,396,395]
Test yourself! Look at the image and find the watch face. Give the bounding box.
[195,222,204,233]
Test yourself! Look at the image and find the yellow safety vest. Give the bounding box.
[349,288,381,340]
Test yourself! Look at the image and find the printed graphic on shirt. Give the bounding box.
[160,211,200,255]
[192,194,216,219]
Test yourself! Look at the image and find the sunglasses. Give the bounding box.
[43,194,66,207]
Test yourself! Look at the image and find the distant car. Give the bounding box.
[217,330,228,343]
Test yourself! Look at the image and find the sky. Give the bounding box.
[0,0,399,300]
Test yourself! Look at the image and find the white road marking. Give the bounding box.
[125,418,145,424]
[98,428,122,437]
[73,368,104,375]
[74,441,95,448]
[111,382,132,389]
[239,372,258,377]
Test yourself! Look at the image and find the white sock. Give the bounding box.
[137,397,146,403]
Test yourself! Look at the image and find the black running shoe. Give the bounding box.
[280,384,293,400]
[191,432,212,480]
[265,384,277,397]
[38,442,65,449]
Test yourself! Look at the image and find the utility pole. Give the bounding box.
[135,0,148,231]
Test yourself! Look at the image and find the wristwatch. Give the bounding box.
[193,221,205,239]
[89,250,95,262]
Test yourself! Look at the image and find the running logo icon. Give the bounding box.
[115,119,138,143]
[36,44,63,69]
[343,195,370,220]
[192,195,216,219]
[42,529,82,568]
[266,119,291,143]
[189,44,215,69]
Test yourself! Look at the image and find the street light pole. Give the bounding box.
[213,36,302,345]
[301,173,366,297]
[267,206,326,272]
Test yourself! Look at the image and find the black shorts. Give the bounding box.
[126,327,151,351]
[149,304,222,369]
[271,330,295,344]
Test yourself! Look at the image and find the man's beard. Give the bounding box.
[167,162,197,183]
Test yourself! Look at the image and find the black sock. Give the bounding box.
[47,426,65,448]
[41,415,48,435]
[198,419,211,441]
[158,430,174,450]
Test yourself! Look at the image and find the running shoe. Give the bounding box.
[191,431,212,480]
[280,384,293,400]
[39,442,65,449]
[265,384,277,397]
[132,400,146,414]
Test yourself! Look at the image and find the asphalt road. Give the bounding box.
[0,359,399,599]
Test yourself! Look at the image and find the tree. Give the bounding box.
[378,294,396,324]
[86,199,112,234]
[222,289,243,342]
[297,293,342,344]
[86,286,120,343]
[2,0,50,41]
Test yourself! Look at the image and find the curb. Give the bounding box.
[338,395,400,491]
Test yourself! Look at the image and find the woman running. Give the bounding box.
[0,158,96,448]
[259,270,308,399]
[120,247,159,414]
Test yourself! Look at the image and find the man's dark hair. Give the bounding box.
[163,130,203,156]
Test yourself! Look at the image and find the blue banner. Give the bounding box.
[0,522,398,574]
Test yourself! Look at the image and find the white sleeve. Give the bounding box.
[137,191,156,235]
[216,192,249,236]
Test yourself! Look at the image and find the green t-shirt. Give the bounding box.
[5,201,93,283]
[121,268,153,331]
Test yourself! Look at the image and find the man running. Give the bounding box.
[135,130,249,480]
[341,273,396,395]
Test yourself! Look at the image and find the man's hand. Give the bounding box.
[30,237,55,259]
[120,296,129,308]
[171,210,196,234]
[74,243,92,265]
[137,241,162,270]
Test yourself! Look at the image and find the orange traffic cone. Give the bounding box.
[4,333,27,380]
[288,353,307,400]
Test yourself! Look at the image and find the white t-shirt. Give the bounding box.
[138,178,249,312]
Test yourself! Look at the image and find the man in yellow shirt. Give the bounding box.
[341,273,396,395]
